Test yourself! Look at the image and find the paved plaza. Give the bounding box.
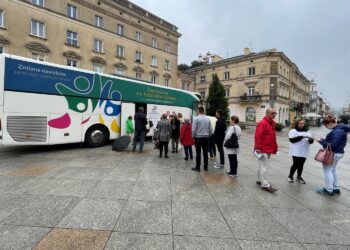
[0,126,350,249]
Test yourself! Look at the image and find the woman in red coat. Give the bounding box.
[180,118,194,160]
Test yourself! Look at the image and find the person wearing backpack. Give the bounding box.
[224,115,241,177]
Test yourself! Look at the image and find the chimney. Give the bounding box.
[244,47,250,55]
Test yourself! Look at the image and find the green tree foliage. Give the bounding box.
[206,74,229,118]
[178,64,190,71]
[190,60,203,68]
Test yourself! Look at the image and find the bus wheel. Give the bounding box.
[85,125,109,147]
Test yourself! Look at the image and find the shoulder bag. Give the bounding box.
[224,126,239,149]
[314,144,334,166]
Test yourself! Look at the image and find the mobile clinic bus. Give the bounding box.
[0,54,200,147]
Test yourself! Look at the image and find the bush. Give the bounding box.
[275,123,285,131]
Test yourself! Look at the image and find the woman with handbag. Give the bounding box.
[224,115,241,177]
[315,116,350,195]
[287,118,314,184]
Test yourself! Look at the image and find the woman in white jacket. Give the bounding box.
[224,115,242,177]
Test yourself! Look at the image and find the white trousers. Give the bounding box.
[258,153,271,187]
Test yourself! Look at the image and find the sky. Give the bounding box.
[131,0,350,109]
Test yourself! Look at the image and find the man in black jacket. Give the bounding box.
[132,107,147,153]
[214,110,227,168]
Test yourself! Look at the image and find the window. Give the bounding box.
[94,39,103,52]
[135,72,142,79]
[67,59,77,67]
[181,82,185,90]
[225,88,230,98]
[164,78,170,87]
[248,86,255,96]
[200,75,206,83]
[117,24,124,36]
[151,56,157,67]
[31,20,45,38]
[66,30,78,46]
[0,10,3,27]
[224,71,230,80]
[115,68,124,75]
[135,51,142,63]
[248,67,255,76]
[31,52,46,61]
[93,63,103,73]
[200,90,206,100]
[67,5,77,19]
[32,0,44,7]
[0,46,5,53]
[187,83,190,91]
[95,15,103,28]
[152,38,157,48]
[164,60,170,70]
[136,31,142,42]
[151,76,157,84]
[116,46,125,57]
[165,43,170,53]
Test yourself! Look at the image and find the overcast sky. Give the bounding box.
[132,0,350,109]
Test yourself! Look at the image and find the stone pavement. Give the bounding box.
[0,126,350,249]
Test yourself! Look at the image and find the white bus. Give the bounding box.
[0,54,200,147]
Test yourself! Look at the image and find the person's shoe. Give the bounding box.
[210,157,215,160]
[184,158,188,161]
[262,186,277,193]
[171,151,175,153]
[226,172,237,177]
[296,177,306,184]
[159,155,162,158]
[190,157,193,160]
[256,181,261,185]
[287,176,294,183]
[132,150,136,152]
[203,167,208,172]
[191,167,200,172]
[333,189,341,194]
[175,150,178,153]
[213,163,221,169]
[165,156,169,158]
[316,188,334,196]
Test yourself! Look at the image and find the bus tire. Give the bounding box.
[84,125,109,148]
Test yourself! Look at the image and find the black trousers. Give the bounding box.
[159,141,169,157]
[184,146,193,159]
[195,137,209,170]
[208,135,216,157]
[228,154,238,174]
[216,140,225,165]
[289,156,306,178]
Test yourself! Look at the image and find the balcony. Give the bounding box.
[239,95,262,103]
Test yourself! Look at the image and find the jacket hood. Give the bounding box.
[335,124,350,133]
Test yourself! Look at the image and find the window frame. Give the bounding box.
[95,15,103,28]
[115,67,125,75]
[225,88,230,98]
[152,38,157,48]
[136,31,142,42]
[135,72,142,79]
[135,51,142,63]
[151,75,157,84]
[151,56,158,67]
[165,43,170,53]
[164,60,170,70]
[248,86,255,96]
[93,63,104,73]
[31,52,46,61]
[224,71,230,80]
[248,67,255,76]
[30,19,46,38]
[93,39,104,52]
[200,90,206,100]
[200,75,206,83]
[32,0,44,7]
[164,78,170,87]
[66,58,78,67]
[116,45,125,57]
[0,10,4,28]
[66,30,78,46]
[117,24,124,36]
[67,4,77,19]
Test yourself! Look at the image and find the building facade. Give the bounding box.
[0,0,180,87]
[188,48,311,124]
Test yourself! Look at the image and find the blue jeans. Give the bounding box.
[132,130,145,152]
[322,153,343,192]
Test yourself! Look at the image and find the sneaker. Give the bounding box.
[256,181,261,185]
[333,189,341,194]
[213,164,222,169]
[262,186,277,193]
[191,167,200,172]
[226,172,237,177]
[184,158,188,161]
[287,176,294,183]
[316,188,334,196]
[296,177,306,184]
[210,157,215,160]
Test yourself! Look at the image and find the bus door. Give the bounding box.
[120,102,135,136]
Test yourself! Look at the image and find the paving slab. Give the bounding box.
[58,198,125,230]
[238,240,304,249]
[302,243,350,250]
[174,235,240,250]
[172,201,232,238]
[46,178,100,197]
[105,232,173,250]
[129,179,171,202]
[0,224,50,250]
[115,200,172,234]
[88,179,135,200]
[33,228,110,250]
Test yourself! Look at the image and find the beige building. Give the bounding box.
[0,0,180,87]
[187,48,311,124]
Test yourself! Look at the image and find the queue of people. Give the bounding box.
[127,106,349,196]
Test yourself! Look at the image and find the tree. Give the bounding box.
[190,60,203,68]
[206,74,229,118]
[177,63,190,71]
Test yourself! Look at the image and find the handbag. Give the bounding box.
[314,144,334,166]
[224,126,239,149]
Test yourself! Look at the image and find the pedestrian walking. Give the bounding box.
[171,115,181,153]
[213,110,227,169]
[180,118,194,160]
[132,107,147,153]
[156,114,172,158]
[192,106,212,172]
[224,115,241,177]
[315,116,350,195]
[287,118,314,184]
[126,116,134,144]
[254,108,278,193]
